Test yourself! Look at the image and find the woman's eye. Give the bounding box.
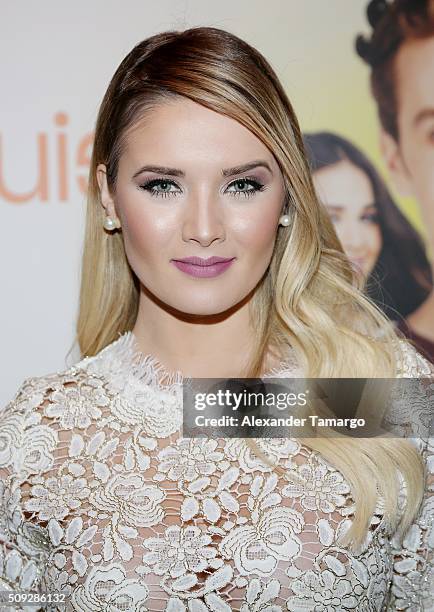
[139,177,265,199]
[226,178,265,198]
[139,178,180,198]
[361,212,379,224]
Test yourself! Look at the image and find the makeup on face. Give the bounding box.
[132,160,271,209]
[130,159,273,280]
[171,256,236,278]
[110,97,286,318]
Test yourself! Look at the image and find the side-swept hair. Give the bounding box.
[76,26,427,551]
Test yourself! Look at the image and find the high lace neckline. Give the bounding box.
[78,330,301,394]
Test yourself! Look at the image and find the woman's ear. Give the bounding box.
[96,164,121,223]
[379,129,414,197]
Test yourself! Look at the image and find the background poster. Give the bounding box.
[1,0,431,405]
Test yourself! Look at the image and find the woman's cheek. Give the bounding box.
[369,225,383,256]
[120,201,175,256]
[233,209,280,251]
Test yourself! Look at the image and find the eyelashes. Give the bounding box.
[139,177,266,200]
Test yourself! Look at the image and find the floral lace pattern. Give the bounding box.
[0,331,433,611]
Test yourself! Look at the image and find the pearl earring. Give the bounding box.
[103,216,121,231]
[279,214,290,227]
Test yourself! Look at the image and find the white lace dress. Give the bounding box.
[0,332,433,611]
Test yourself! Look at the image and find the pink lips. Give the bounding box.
[171,256,236,278]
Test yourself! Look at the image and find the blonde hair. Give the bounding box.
[75,26,425,551]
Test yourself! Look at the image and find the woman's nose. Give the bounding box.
[181,191,225,246]
[340,221,365,250]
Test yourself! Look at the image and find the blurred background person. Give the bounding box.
[304,131,434,361]
[356,0,434,361]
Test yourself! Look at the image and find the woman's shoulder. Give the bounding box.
[0,361,109,436]
[395,337,434,378]
[0,335,184,452]
[1,333,131,422]
[0,361,119,487]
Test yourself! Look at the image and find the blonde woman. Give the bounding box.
[0,27,433,611]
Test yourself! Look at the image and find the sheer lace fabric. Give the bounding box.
[0,331,432,611]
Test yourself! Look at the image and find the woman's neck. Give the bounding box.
[131,296,260,379]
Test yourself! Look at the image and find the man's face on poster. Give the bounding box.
[381,36,434,256]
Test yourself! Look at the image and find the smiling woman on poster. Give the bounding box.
[304,131,434,362]
[0,26,433,610]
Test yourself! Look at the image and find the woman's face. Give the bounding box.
[312,159,382,277]
[97,96,286,317]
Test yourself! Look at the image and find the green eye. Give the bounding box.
[226,178,265,198]
[140,179,180,198]
[139,176,266,199]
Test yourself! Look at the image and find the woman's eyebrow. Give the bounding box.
[222,160,273,177]
[325,203,377,210]
[132,160,273,179]
[413,106,434,127]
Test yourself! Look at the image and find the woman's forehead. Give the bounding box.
[119,99,279,176]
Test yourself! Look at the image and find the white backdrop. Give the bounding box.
[0,0,371,406]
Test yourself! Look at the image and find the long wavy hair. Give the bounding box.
[303,131,433,320]
[75,26,426,551]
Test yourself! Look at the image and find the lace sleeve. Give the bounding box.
[386,341,434,610]
[0,370,84,610]
[0,378,55,606]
